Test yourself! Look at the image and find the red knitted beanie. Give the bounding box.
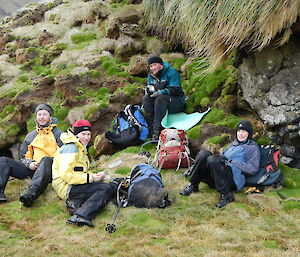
[73,119,91,135]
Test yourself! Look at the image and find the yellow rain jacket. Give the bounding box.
[20,119,63,168]
[52,130,94,200]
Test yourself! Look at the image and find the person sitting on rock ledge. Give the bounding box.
[52,120,117,228]
[142,54,186,140]
[0,103,63,206]
[180,120,261,208]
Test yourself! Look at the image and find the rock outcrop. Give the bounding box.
[238,35,300,168]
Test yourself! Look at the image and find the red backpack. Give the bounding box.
[152,129,191,170]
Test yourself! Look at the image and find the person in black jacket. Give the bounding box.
[0,104,63,206]
[180,120,261,208]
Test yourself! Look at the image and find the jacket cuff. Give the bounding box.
[87,174,93,183]
[161,89,170,95]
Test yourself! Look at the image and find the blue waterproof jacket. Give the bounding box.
[147,62,186,104]
[222,139,260,191]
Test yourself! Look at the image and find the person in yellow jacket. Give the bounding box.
[52,120,117,227]
[0,104,63,206]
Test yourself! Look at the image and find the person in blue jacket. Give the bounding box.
[180,120,261,208]
[142,54,186,140]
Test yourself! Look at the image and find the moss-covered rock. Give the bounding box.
[127,54,148,75]
[146,37,168,54]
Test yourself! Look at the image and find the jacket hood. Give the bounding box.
[162,61,170,73]
[60,130,81,145]
[231,139,256,146]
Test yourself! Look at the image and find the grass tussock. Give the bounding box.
[142,0,300,68]
[1,152,300,256]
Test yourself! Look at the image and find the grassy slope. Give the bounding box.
[1,152,300,257]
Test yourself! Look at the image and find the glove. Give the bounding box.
[146,85,155,96]
[111,177,125,186]
[150,90,162,98]
[153,81,167,90]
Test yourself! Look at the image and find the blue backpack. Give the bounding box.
[105,105,149,148]
[105,164,171,233]
[118,164,170,208]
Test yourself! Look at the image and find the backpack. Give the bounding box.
[105,105,149,148]
[118,164,171,208]
[105,164,171,233]
[245,146,284,193]
[152,129,191,170]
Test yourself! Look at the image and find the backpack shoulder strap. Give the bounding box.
[266,148,280,172]
[126,105,144,129]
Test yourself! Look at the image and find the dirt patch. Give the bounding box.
[189,124,235,157]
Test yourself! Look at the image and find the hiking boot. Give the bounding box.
[216,192,235,208]
[65,198,80,216]
[67,215,94,228]
[152,131,160,141]
[19,192,36,207]
[180,184,199,196]
[152,126,162,141]
[0,189,7,203]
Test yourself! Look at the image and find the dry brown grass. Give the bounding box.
[142,0,300,69]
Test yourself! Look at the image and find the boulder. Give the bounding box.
[16,38,29,49]
[15,48,39,64]
[106,5,142,39]
[109,5,142,24]
[120,23,142,38]
[127,55,148,76]
[0,33,12,53]
[238,36,300,167]
[11,0,63,28]
[115,35,145,57]
[97,38,116,53]
[146,38,167,54]
[38,30,56,46]
[94,133,118,156]
[54,74,80,101]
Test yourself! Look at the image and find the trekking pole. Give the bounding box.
[105,181,127,234]
[139,140,158,157]
[105,201,122,234]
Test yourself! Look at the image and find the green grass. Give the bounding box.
[71,32,97,44]
[1,157,300,257]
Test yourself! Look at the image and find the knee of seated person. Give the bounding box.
[154,94,169,104]
[142,94,152,103]
[0,156,10,165]
[39,156,53,165]
[207,155,219,165]
[196,150,211,159]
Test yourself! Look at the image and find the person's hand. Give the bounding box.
[150,90,162,98]
[146,85,155,96]
[92,172,106,182]
[29,162,38,170]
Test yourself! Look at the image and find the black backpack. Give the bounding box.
[245,146,284,194]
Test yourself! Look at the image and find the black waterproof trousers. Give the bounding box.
[189,150,236,194]
[68,182,117,220]
[142,94,185,128]
[23,157,53,198]
[0,156,53,197]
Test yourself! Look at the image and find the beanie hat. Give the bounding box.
[35,103,53,115]
[236,120,253,139]
[73,119,91,135]
[147,55,163,66]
